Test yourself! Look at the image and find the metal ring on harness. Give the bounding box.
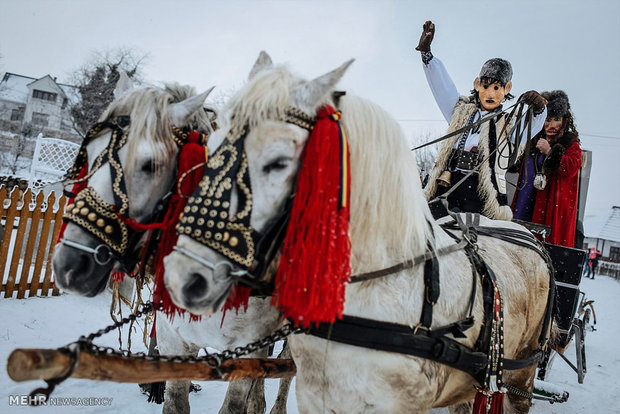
[173,245,248,282]
[59,238,114,265]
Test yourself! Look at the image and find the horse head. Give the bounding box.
[53,78,215,296]
[163,51,355,315]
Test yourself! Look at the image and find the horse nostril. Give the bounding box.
[183,272,207,301]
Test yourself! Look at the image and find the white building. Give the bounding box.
[0,72,81,143]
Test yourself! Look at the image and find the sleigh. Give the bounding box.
[513,220,596,402]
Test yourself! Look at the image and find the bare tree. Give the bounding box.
[69,47,148,136]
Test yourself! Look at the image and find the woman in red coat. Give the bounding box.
[530,90,582,247]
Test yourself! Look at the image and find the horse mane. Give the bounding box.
[221,65,432,271]
[339,95,433,273]
[99,84,214,178]
[223,65,306,137]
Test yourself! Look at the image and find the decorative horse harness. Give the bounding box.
[60,116,210,272]
[309,212,556,396]
[168,96,556,398]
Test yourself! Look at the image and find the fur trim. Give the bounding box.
[424,99,514,220]
[424,97,472,200]
[544,143,565,173]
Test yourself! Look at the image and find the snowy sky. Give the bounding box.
[1,0,619,225]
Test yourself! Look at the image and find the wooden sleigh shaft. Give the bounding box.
[7,348,296,383]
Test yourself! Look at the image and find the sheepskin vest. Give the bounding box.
[424,98,514,220]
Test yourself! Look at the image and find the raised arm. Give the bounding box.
[416,20,460,122]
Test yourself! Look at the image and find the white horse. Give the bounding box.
[163,53,552,413]
[52,77,290,414]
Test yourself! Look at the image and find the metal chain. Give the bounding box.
[74,301,303,369]
[504,384,569,404]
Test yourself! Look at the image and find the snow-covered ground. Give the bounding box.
[1,276,619,413]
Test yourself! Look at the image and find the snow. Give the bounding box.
[1,276,619,413]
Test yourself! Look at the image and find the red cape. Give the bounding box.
[532,141,582,247]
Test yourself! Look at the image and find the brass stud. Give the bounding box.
[205,231,212,238]
[229,237,238,247]
[222,201,230,208]
[188,217,195,224]
[188,197,194,204]
[185,227,191,234]
[205,199,212,206]
[220,211,228,219]
[66,203,75,211]
[184,206,191,213]
[88,213,97,221]
[194,229,202,237]
[215,233,222,241]
[72,208,80,214]
[223,232,230,242]
[96,219,105,227]
[197,218,205,226]
[200,207,208,215]
[207,220,214,227]
[213,200,220,207]
[80,207,89,215]
[76,201,85,208]
[191,206,198,213]
[209,210,217,217]
[217,222,225,229]
[104,225,113,234]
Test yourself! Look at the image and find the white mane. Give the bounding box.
[99,84,214,178]
[339,94,434,274]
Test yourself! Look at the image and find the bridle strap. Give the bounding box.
[172,246,249,281]
[59,238,114,265]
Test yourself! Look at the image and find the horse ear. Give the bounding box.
[114,72,134,98]
[168,86,215,127]
[248,51,273,80]
[291,59,354,112]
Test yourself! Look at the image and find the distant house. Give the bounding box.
[0,72,82,179]
[0,72,81,143]
[584,206,620,279]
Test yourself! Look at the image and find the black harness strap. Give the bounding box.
[307,314,543,386]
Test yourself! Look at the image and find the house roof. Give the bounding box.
[0,72,79,105]
[598,206,620,242]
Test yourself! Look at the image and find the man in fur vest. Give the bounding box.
[415,21,547,220]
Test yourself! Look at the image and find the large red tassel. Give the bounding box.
[152,132,206,323]
[472,390,489,414]
[272,106,351,328]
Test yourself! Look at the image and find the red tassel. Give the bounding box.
[472,390,489,414]
[489,391,505,414]
[57,164,89,243]
[152,133,206,322]
[272,106,351,327]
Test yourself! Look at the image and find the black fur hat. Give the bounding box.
[479,58,513,85]
[541,90,570,117]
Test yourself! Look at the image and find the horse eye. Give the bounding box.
[263,157,290,174]
[140,160,155,173]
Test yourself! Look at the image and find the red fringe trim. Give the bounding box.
[56,164,89,243]
[152,133,206,323]
[272,106,351,328]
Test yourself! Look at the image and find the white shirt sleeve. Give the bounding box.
[422,56,461,123]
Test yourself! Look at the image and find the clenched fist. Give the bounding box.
[415,20,435,53]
